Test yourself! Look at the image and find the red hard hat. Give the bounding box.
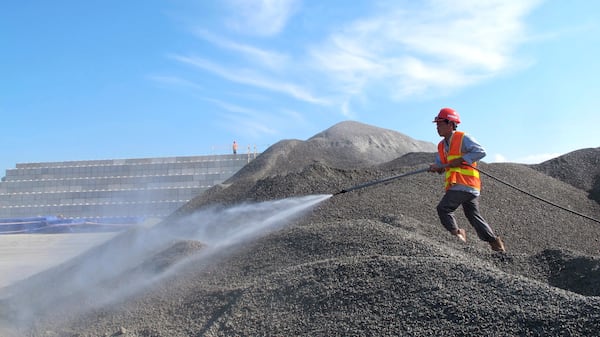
[433,107,460,124]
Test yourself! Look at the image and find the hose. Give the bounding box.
[333,162,599,225]
[334,162,600,224]
[333,167,429,195]
[475,166,600,225]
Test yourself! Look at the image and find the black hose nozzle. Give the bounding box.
[333,189,348,196]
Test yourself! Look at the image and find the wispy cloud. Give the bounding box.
[170,54,330,105]
[148,73,283,139]
[192,29,288,70]
[224,0,300,36]
[166,0,541,120]
[491,152,561,164]
[492,154,508,163]
[218,114,279,139]
[197,96,312,140]
[199,96,261,117]
[213,104,293,140]
[309,0,541,99]
[148,75,203,91]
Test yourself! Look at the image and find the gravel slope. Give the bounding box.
[223,121,436,182]
[532,147,600,203]
[1,122,599,337]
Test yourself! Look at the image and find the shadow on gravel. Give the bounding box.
[532,249,600,296]
[591,175,600,204]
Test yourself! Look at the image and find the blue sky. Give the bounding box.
[1,0,598,173]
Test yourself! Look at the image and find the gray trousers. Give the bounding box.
[436,190,497,242]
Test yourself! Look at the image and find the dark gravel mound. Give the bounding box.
[307,120,436,164]
[1,123,600,337]
[532,147,600,203]
[227,120,436,182]
[530,249,600,296]
[378,152,437,170]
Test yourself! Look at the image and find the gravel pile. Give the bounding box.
[532,147,600,203]
[226,121,436,182]
[1,122,599,337]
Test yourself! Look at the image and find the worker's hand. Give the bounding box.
[428,164,445,173]
[447,158,465,168]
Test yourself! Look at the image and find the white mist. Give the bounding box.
[0,194,332,329]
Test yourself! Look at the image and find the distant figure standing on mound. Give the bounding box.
[428,108,506,252]
[233,140,238,155]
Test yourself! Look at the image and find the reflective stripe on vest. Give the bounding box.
[437,131,481,191]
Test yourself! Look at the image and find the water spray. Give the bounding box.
[0,194,332,330]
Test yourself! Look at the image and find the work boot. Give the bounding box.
[490,237,506,252]
[451,228,467,242]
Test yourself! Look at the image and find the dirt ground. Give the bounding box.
[0,233,116,288]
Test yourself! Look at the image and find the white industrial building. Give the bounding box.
[0,154,254,222]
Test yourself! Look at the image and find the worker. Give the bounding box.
[428,107,506,252]
[232,140,238,155]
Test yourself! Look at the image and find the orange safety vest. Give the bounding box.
[437,131,481,191]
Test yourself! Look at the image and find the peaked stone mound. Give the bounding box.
[228,120,436,182]
[532,147,600,202]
